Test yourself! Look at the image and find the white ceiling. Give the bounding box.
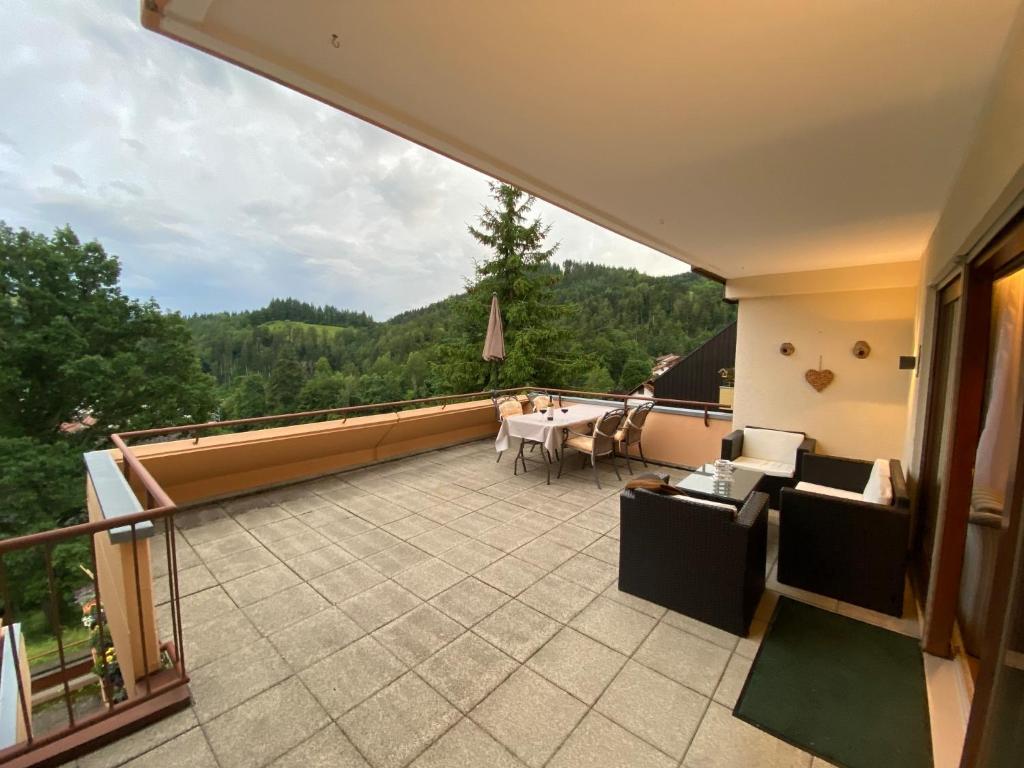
[148,0,1022,278]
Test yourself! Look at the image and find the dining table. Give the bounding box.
[494,402,615,483]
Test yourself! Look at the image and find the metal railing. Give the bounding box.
[0,384,720,764]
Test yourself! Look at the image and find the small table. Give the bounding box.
[676,466,765,507]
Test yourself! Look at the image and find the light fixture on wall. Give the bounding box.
[780,342,795,356]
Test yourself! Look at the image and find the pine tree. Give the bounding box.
[434,183,577,392]
[267,346,305,413]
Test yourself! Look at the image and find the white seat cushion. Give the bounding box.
[741,428,805,464]
[732,456,796,478]
[795,481,866,502]
[669,495,736,513]
[862,459,894,505]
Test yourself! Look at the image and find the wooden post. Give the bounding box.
[86,476,161,699]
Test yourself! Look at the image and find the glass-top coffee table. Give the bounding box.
[675,466,765,506]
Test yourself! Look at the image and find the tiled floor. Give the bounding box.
[65,440,918,768]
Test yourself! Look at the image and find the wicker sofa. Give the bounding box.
[619,487,770,636]
[721,426,816,508]
[778,454,910,616]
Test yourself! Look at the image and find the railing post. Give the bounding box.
[85,456,162,700]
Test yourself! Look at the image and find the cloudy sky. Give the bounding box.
[0,0,687,319]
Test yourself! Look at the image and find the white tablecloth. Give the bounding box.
[495,403,616,455]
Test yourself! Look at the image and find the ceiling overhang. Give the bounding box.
[142,1,1022,279]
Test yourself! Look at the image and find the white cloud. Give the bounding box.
[0,0,687,319]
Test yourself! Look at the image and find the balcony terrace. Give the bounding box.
[50,427,917,768]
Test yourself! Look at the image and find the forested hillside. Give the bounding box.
[186,260,735,417]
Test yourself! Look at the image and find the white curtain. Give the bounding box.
[974,271,1024,501]
[960,270,1024,655]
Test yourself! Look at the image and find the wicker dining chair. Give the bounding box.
[495,395,524,465]
[557,408,626,489]
[530,393,553,411]
[615,401,655,474]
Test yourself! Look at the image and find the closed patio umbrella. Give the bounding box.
[483,292,505,387]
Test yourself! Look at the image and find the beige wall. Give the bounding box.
[731,285,918,461]
[904,7,1024,475]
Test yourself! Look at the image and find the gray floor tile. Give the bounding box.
[340,580,421,632]
[184,610,261,671]
[713,653,753,708]
[181,517,246,547]
[204,678,331,768]
[430,577,510,627]
[223,563,302,607]
[410,526,471,555]
[683,702,812,768]
[527,627,627,704]
[417,632,518,712]
[382,513,439,540]
[476,523,537,553]
[596,661,707,760]
[285,544,355,581]
[341,673,460,768]
[394,558,467,599]
[411,718,526,767]
[190,639,292,722]
[232,504,291,530]
[518,573,598,623]
[634,623,731,697]
[473,600,559,662]
[310,560,386,603]
[662,610,741,651]
[78,707,199,768]
[269,724,369,767]
[544,523,601,552]
[121,727,217,768]
[375,604,463,665]
[475,556,545,596]
[553,554,618,591]
[319,516,376,543]
[548,711,676,768]
[251,517,311,544]
[365,541,433,576]
[193,531,261,562]
[437,540,505,574]
[341,528,405,558]
[603,584,669,619]
[513,537,576,571]
[205,546,279,583]
[583,535,619,564]
[263,529,331,560]
[472,667,587,768]
[270,607,364,671]
[173,586,237,629]
[299,636,406,717]
[243,577,328,629]
[569,597,657,654]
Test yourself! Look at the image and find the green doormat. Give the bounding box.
[734,597,933,768]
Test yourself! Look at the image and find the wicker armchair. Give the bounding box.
[778,454,910,616]
[557,408,625,489]
[615,401,654,474]
[721,426,816,508]
[619,487,769,635]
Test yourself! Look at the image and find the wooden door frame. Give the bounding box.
[921,209,1024,656]
[921,264,992,655]
[912,275,961,599]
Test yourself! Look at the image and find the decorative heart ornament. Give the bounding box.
[805,369,835,392]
